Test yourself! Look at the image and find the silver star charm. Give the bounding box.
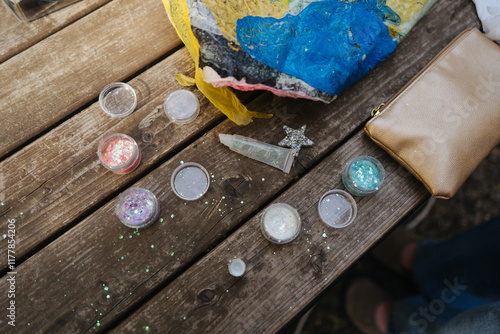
[278,125,313,155]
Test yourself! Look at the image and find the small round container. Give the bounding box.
[99,82,137,117]
[164,90,200,124]
[342,156,385,196]
[115,188,159,228]
[98,133,141,174]
[171,162,210,201]
[228,258,246,277]
[318,190,357,228]
[260,203,301,244]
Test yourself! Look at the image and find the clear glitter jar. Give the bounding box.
[164,90,200,124]
[97,133,141,174]
[228,258,246,277]
[318,189,357,228]
[342,156,385,196]
[170,162,210,201]
[99,82,137,118]
[260,203,301,244]
[115,188,159,228]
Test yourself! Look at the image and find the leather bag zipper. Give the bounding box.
[370,28,474,118]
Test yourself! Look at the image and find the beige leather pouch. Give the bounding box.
[364,28,500,199]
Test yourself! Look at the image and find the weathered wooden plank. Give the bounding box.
[112,131,428,334]
[0,47,225,270]
[0,0,480,332]
[0,0,180,159]
[0,0,112,63]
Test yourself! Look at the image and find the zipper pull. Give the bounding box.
[370,103,385,117]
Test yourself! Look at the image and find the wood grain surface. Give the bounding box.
[0,0,180,159]
[112,131,428,334]
[0,0,111,63]
[0,48,225,270]
[0,0,480,332]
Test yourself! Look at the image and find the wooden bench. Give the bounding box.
[0,0,480,332]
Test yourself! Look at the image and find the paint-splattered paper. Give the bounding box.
[162,0,436,124]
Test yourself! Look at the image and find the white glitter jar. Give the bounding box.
[260,203,301,244]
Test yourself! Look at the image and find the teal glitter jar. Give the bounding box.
[342,156,385,196]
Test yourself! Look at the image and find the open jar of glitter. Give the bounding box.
[342,156,385,196]
[318,189,357,228]
[170,162,210,201]
[260,203,301,244]
[115,188,159,228]
[98,133,141,174]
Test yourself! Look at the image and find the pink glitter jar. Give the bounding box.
[98,133,141,174]
[115,188,159,228]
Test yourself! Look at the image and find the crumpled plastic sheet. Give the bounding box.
[162,0,436,125]
[237,1,398,95]
[473,0,500,43]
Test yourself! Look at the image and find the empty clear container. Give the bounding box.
[99,82,137,118]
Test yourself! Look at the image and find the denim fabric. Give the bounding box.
[388,216,500,334]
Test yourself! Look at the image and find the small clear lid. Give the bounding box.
[164,90,200,124]
[228,258,246,277]
[115,188,159,228]
[318,190,357,228]
[171,162,210,201]
[99,82,137,118]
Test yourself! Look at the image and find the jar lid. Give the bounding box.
[318,189,357,228]
[171,162,210,201]
[99,82,137,117]
[260,203,301,244]
[228,258,246,277]
[115,188,159,228]
[164,90,200,124]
